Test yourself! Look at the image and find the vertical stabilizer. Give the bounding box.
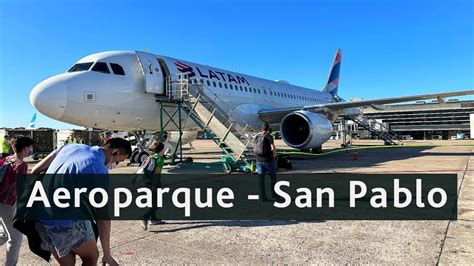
[322,48,342,96]
[27,113,37,129]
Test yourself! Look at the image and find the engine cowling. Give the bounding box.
[280,111,333,150]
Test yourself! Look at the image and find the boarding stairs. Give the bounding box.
[162,75,257,171]
[348,113,403,145]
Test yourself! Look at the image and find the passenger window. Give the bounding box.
[200,79,204,84]
[224,83,228,89]
[68,62,93,72]
[110,63,125,75]
[244,87,248,92]
[213,81,217,87]
[91,62,110,74]
[219,82,222,88]
[258,89,261,94]
[264,90,267,95]
[230,84,233,90]
[206,80,211,86]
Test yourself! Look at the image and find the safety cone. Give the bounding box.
[352,151,359,160]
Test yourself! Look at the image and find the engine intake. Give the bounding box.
[280,111,333,150]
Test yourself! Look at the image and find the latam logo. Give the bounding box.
[174,61,196,78]
[174,61,250,86]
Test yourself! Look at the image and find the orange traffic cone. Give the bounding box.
[352,151,359,160]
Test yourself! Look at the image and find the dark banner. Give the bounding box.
[16,173,457,220]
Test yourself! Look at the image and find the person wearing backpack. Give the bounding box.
[136,142,165,230]
[0,136,34,266]
[253,122,277,201]
[138,142,165,229]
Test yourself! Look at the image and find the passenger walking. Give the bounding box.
[253,123,277,201]
[31,138,132,266]
[0,136,34,266]
[137,142,165,230]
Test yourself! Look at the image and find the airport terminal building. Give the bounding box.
[358,99,474,140]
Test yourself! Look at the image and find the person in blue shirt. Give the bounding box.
[31,138,131,266]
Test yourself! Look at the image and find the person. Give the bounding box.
[137,142,165,230]
[1,135,10,158]
[65,133,78,144]
[0,136,34,265]
[103,132,112,143]
[31,138,132,266]
[253,122,277,201]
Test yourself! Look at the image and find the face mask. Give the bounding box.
[107,162,118,170]
[106,150,120,170]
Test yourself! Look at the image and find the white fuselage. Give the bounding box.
[30,51,336,131]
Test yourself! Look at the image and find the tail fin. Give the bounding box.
[322,48,342,96]
[27,113,37,129]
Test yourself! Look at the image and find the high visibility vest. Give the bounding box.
[1,138,9,153]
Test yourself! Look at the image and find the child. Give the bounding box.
[137,142,165,230]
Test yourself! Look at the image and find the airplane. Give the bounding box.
[29,49,474,161]
[26,113,37,129]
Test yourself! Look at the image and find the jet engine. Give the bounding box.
[280,111,333,150]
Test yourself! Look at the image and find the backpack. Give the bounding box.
[136,156,156,175]
[0,157,17,204]
[253,133,272,158]
[0,158,13,184]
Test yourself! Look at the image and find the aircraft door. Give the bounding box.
[135,51,164,94]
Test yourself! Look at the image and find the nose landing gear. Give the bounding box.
[129,131,150,165]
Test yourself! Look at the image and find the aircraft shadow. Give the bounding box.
[279,146,473,172]
[148,220,324,233]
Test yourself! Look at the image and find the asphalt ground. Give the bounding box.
[1,139,473,264]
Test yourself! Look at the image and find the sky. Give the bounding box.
[0,0,472,129]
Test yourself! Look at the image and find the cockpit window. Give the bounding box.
[91,62,110,74]
[110,63,125,75]
[68,62,93,72]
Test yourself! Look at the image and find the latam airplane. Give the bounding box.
[30,49,473,155]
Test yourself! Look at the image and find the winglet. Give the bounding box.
[322,48,342,96]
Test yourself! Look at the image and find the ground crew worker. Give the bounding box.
[66,133,78,144]
[1,135,10,158]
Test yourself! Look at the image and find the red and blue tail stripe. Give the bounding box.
[323,49,342,96]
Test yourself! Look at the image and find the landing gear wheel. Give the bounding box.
[137,151,149,165]
[185,157,193,163]
[130,150,139,164]
[223,163,233,174]
[311,146,323,153]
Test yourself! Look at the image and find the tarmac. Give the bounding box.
[1,139,473,264]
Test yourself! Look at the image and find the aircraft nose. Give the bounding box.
[30,79,68,120]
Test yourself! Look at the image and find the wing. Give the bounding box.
[258,89,474,123]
